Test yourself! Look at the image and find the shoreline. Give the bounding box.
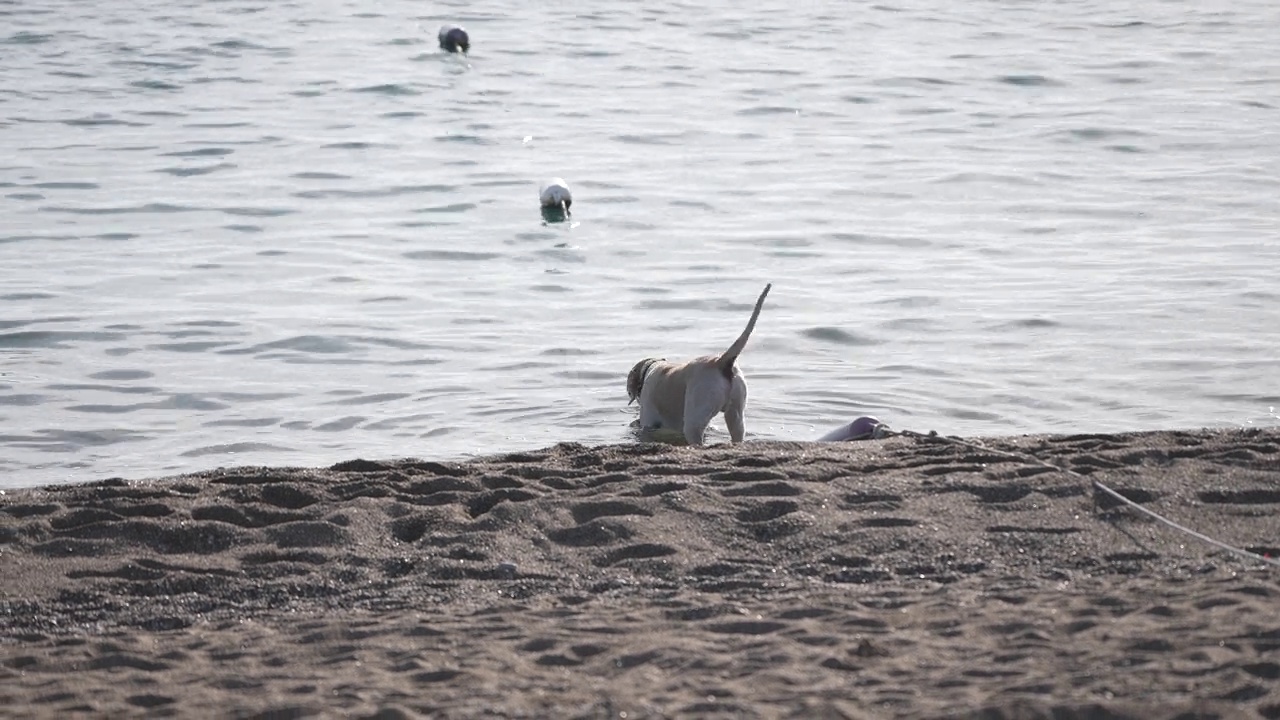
[3,428,1278,718]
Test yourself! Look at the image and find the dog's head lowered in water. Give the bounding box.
[626,357,664,405]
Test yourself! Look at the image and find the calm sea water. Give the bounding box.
[2,0,1278,488]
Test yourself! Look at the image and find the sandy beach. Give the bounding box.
[2,428,1278,719]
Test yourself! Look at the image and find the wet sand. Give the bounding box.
[2,428,1278,719]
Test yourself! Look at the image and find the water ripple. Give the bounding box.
[181,442,292,457]
[0,331,124,348]
[40,203,199,215]
[997,74,1062,87]
[801,327,883,346]
[353,84,419,96]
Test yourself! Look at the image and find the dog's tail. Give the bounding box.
[717,283,771,378]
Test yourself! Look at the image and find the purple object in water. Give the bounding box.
[817,416,889,442]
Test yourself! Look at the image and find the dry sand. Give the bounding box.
[2,428,1278,719]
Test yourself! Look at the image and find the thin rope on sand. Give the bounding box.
[890,428,1280,571]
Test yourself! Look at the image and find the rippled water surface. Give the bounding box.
[3,0,1279,487]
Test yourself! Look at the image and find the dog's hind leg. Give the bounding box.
[724,406,745,444]
[724,374,749,443]
[682,371,729,446]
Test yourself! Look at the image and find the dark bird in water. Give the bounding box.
[438,25,469,54]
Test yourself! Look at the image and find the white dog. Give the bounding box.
[626,284,772,446]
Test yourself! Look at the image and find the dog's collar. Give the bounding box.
[640,357,662,380]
